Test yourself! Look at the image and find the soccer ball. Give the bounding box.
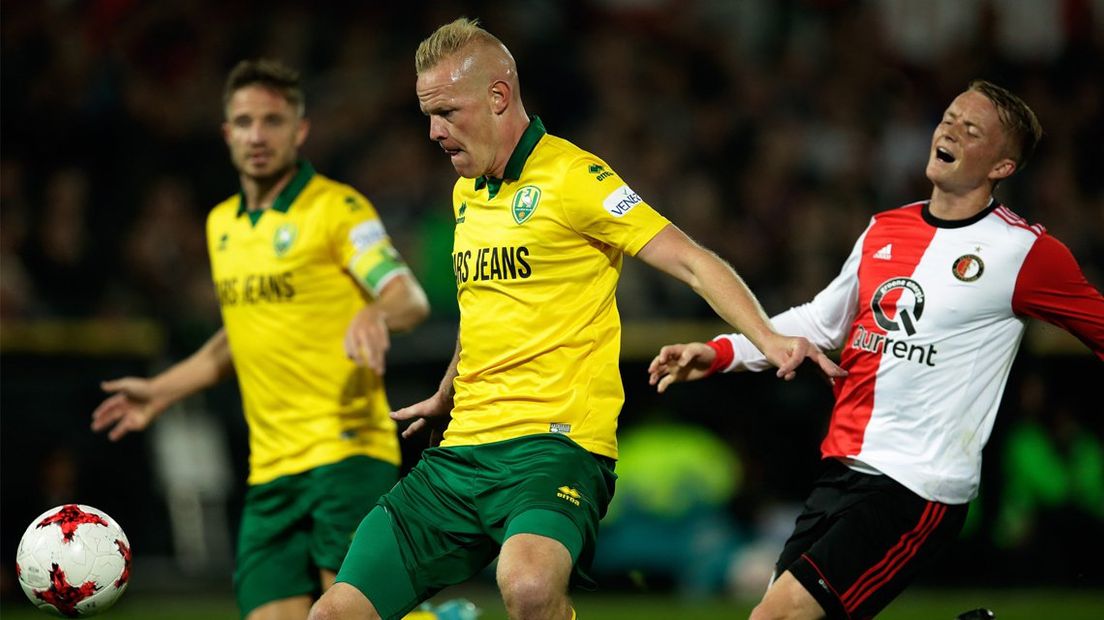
[15,504,132,617]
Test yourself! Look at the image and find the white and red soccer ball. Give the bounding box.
[15,504,131,617]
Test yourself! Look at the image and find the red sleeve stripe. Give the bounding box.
[840,502,947,613]
[705,338,735,376]
[993,206,1045,236]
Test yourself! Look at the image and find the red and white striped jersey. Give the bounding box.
[714,200,1104,504]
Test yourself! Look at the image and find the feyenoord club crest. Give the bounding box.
[952,254,984,282]
[274,223,298,257]
[512,186,541,224]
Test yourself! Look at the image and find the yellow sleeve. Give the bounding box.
[330,191,409,298]
[560,157,670,256]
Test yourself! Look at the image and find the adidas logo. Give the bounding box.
[873,243,893,260]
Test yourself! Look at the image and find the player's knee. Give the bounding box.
[498,565,560,615]
[308,583,380,620]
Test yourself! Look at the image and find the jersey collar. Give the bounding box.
[474,116,546,199]
[921,196,998,229]
[237,159,316,224]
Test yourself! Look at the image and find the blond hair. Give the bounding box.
[968,79,1042,171]
[415,17,507,74]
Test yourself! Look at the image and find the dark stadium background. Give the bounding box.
[2,1,1101,618]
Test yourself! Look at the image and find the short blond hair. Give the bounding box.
[415,17,506,74]
[968,79,1042,171]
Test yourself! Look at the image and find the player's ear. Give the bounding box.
[988,157,1016,182]
[295,118,311,147]
[489,80,510,115]
[221,122,231,144]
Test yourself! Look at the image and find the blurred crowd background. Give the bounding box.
[2,0,1102,605]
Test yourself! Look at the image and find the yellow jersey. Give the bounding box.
[208,162,406,485]
[444,118,670,459]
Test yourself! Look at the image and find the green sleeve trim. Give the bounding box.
[359,258,406,296]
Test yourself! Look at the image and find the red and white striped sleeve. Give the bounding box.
[1012,233,1104,361]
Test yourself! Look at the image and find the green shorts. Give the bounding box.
[234,455,398,617]
[336,434,616,619]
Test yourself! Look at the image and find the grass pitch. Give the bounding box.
[1,588,1102,619]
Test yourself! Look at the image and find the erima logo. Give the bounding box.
[344,195,363,212]
[456,202,467,224]
[588,163,613,181]
[873,243,893,260]
[557,486,582,506]
[602,185,642,217]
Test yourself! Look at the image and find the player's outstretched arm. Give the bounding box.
[91,329,234,441]
[636,225,846,382]
[648,342,717,393]
[345,273,430,374]
[391,337,459,444]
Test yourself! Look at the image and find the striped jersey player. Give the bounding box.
[715,197,1103,505]
[649,81,1104,619]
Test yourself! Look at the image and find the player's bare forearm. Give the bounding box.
[438,337,461,400]
[93,329,233,439]
[150,328,234,404]
[376,273,430,332]
[391,336,459,441]
[637,225,774,348]
[637,226,845,380]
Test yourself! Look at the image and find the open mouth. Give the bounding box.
[936,146,956,163]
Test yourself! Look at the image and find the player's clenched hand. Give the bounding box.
[91,378,165,441]
[345,305,390,375]
[648,342,716,393]
[391,390,452,442]
[764,335,846,383]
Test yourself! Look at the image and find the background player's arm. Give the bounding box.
[91,328,234,441]
[636,224,845,381]
[391,337,459,443]
[344,273,430,374]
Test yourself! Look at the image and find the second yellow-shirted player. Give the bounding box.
[208,161,405,485]
[92,60,429,619]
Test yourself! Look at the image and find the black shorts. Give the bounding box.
[776,459,967,620]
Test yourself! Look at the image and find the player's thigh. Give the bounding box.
[235,476,316,616]
[308,455,399,572]
[481,435,617,590]
[337,453,497,618]
[788,481,966,619]
[751,570,825,620]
